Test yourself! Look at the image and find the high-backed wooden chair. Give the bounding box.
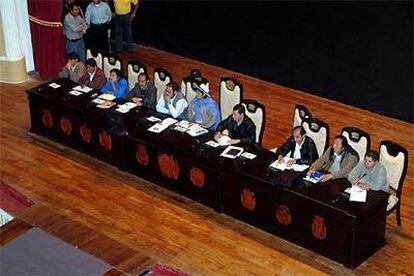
[219,77,243,121]
[86,48,103,69]
[379,140,408,226]
[242,99,266,145]
[127,60,147,91]
[293,104,312,127]
[154,68,172,101]
[302,117,329,157]
[341,127,370,162]
[103,55,122,79]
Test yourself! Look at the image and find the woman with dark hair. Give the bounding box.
[101,68,129,99]
[307,135,359,182]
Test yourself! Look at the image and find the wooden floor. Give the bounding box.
[0,45,413,275]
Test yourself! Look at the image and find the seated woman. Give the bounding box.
[188,83,220,130]
[101,69,128,99]
[156,81,188,120]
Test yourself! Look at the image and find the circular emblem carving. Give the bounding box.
[136,144,149,166]
[311,215,327,240]
[240,187,256,211]
[60,117,72,136]
[190,167,205,188]
[158,154,179,180]
[99,130,112,151]
[275,205,292,226]
[41,109,53,129]
[80,124,92,143]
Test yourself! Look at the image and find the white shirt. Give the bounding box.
[293,138,305,160]
[89,70,96,82]
[156,94,188,118]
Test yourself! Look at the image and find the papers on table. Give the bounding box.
[68,90,82,96]
[216,135,231,146]
[347,185,367,202]
[269,157,310,172]
[240,152,257,160]
[161,117,178,127]
[147,116,162,122]
[147,123,169,133]
[96,101,116,109]
[186,124,208,137]
[73,85,93,93]
[205,140,220,147]
[92,98,106,104]
[302,171,323,183]
[220,146,244,159]
[116,102,137,113]
[98,93,116,101]
[49,82,61,89]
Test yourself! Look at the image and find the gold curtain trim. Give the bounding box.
[29,15,62,28]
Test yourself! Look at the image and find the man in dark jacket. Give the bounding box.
[275,126,319,166]
[128,72,157,109]
[215,104,256,145]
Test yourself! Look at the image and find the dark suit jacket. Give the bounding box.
[79,67,106,90]
[275,136,318,165]
[128,82,157,110]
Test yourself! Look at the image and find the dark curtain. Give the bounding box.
[28,0,65,79]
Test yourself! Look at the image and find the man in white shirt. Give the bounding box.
[156,82,189,120]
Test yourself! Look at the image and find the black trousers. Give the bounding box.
[86,23,109,53]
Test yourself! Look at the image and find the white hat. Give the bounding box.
[193,82,210,96]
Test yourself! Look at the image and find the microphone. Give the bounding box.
[352,173,367,186]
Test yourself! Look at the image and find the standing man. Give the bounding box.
[113,0,139,53]
[64,3,88,62]
[85,0,112,52]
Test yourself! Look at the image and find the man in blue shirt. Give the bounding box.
[102,69,129,99]
[85,0,112,52]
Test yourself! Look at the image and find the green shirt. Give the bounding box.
[348,161,389,192]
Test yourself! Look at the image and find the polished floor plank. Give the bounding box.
[0,218,33,246]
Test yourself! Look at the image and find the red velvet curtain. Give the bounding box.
[28,0,65,79]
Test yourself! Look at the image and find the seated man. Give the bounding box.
[156,81,188,119]
[307,135,359,182]
[188,83,220,130]
[79,58,106,89]
[181,69,209,96]
[348,150,389,192]
[128,72,156,109]
[101,68,129,99]
[58,52,86,83]
[215,104,256,145]
[276,126,318,166]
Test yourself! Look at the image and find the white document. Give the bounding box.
[217,135,231,146]
[98,93,116,101]
[302,174,322,184]
[73,85,93,93]
[186,124,208,137]
[147,123,169,133]
[92,98,106,104]
[68,90,82,96]
[348,185,367,202]
[147,116,162,122]
[240,152,257,160]
[161,117,178,127]
[176,120,191,128]
[205,140,220,147]
[291,164,310,172]
[49,82,61,89]
[116,102,137,113]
